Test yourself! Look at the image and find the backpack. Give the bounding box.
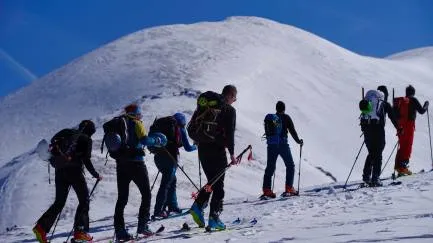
[393,97,410,121]
[101,116,129,159]
[263,114,283,145]
[359,90,385,123]
[49,129,81,168]
[148,116,179,153]
[187,91,225,144]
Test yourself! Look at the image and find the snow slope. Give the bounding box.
[0,16,432,241]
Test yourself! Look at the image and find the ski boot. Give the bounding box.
[206,215,226,231]
[369,178,383,187]
[151,210,168,220]
[281,186,298,197]
[115,228,134,242]
[136,222,153,237]
[190,202,205,227]
[72,229,93,243]
[260,188,276,200]
[32,224,47,243]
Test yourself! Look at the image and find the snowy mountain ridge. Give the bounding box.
[0,16,432,242]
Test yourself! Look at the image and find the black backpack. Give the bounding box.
[49,128,81,168]
[187,91,225,144]
[148,116,178,154]
[101,116,129,159]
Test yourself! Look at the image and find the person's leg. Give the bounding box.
[70,170,90,232]
[36,170,70,233]
[131,163,151,229]
[371,128,386,184]
[262,145,279,190]
[153,154,175,216]
[114,162,132,232]
[166,167,179,211]
[363,128,375,182]
[279,144,295,189]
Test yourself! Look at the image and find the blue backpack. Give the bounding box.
[263,114,282,144]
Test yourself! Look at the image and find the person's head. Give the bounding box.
[377,85,388,101]
[79,120,96,136]
[406,85,415,97]
[222,84,237,105]
[173,112,186,127]
[124,103,142,119]
[276,101,285,113]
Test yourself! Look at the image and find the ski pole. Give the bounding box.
[64,179,101,243]
[380,140,398,177]
[271,172,276,192]
[162,147,200,191]
[49,186,71,242]
[192,145,252,198]
[198,154,202,188]
[427,109,433,169]
[150,171,160,192]
[297,143,303,196]
[343,141,365,189]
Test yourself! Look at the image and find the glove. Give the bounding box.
[152,132,167,147]
[298,139,304,146]
[230,154,239,165]
[424,101,429,109]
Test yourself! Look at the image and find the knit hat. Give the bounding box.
[406,85,415,97]
[79,120,96,136]
[276,101,285,113]
[173,112,186,126]
[124,104,142,116]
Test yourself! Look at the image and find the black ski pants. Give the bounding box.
[37,168,90,233]
[362,125,386,181]
[114,161,151,231]
[195,144,228,218]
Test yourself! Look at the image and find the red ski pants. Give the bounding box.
[395,121,415,169]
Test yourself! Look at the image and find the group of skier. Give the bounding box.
[32,83,428,243]
[359,85,429,187]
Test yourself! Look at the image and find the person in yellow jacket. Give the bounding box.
[113,104,167,241]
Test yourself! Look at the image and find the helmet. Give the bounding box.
[105,133,122,152]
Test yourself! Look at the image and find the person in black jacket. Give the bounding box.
[189,85,237,231]
[261,101,303,199]
[360,86,400,186]
[33,120,101,243]
[394,85,429,176]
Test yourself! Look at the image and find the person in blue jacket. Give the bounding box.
[151,112,197,219]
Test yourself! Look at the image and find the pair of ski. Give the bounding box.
[144,218,258,241]
[90,225,165,243]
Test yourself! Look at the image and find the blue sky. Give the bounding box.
[1,0,432,97]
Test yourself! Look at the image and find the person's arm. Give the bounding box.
[225,106,236,156]
[180,127,197,152]
[413,97,428,114]
[385,102,399,130]
[286,115,302,144]
[82,139,100,178]
[135,120,165,146]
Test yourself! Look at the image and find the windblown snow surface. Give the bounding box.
[0,17,432,242]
